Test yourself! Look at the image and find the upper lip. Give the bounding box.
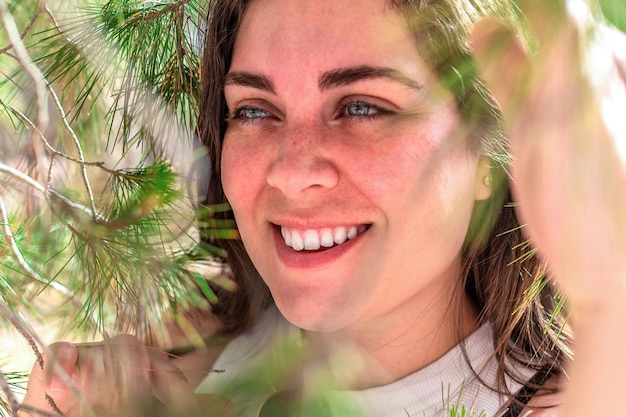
[270,220,371,229]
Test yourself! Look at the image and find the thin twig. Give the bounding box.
[46,153,56,195]
[0,369,21,417]
[0,196,75,299]
[7,106,110,171]
[44,6,64,40]
[0,0,50,55]
[0,162,46,194]
[0,304,95,417]
[0,162,108,223]
[0,304,45,370]
[46,86,98,219]
[0,0,50,151]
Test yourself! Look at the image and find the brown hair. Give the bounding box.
[197,0,572,398]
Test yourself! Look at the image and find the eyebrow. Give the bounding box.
[223,65,422,94]
[223,72,276,94]
[318,66,423,91]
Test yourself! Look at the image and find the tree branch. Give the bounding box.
[0,370,21,417]
[0,304,74,417]
[0,0,50,149]
[0,196,75,299]
[0,0,50,56]
[6,106,112,172]
[0,162,107,223]
[46,85,98,217]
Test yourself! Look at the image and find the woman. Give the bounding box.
[21,0,626,416]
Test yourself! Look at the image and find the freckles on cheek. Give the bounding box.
[367,141,431,196]
[221,138,269,213]
[220,144,236,201]
[220,142,249,206]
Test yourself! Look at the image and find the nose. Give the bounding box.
[266,127,339,198]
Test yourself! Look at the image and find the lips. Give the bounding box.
[280,225,369,251]
[271,222,371,269]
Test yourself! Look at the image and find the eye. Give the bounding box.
[230,106,273,122]
[336,99,392,122]
[344,101,377,117]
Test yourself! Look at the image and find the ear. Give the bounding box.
[474,156,493,201]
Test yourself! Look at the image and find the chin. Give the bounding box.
[273,296,348,333]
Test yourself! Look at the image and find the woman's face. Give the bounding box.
[221,0,491,333]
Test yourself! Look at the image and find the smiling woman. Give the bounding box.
[20,0,626,416]
[197,0,565,415]
[221,0,483,338]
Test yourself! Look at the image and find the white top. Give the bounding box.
[195,306,533,417]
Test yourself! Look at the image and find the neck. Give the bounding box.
[306,289,479,390]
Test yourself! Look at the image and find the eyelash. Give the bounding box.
[227,100,391,125]
[228,106,273,124]
[336,100,390,121]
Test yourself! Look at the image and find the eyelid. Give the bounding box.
[335,96,395,120]
[230,105,270,119]
[227,99,283,122]
[339,93,400,109]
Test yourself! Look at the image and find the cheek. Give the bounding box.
[353,123,478,230]
[349,125,440,201]
[220,139,238,205]
[220,136,261,212]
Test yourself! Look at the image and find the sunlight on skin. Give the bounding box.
[568,0,626,163]
[471,1,626,416]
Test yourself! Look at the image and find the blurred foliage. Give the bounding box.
[33,0,204,154]
[599,0,626,33]
[0,0,230,373]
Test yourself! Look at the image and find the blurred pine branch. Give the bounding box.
[599,0,626,33]
[1,3,230,413]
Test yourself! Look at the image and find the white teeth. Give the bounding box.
[291,231,304,251]
[281,227,292,247]
[320,228,334,248]
[333,227,347,245]
[280,225,368,251]
[303,230,321,250]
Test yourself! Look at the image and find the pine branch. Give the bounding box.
[0,0,49,55]
[0,0,231,364]
[34,0,204,154]
[0,0,50,151]
[0,371,20,417]
[0,162,105,222]
[46,84,97,218]
[0,196,74,299]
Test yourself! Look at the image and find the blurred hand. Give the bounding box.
[470,0,626,313]
[21,334,198,417]
[471,2,626,416]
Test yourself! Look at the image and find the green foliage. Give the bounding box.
[0,0,226,353]
[448,405,488,417]
[0,371,27,417]
[599,0,626,33]
[35,0,204,154]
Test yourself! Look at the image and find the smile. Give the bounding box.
[280,225,369,251]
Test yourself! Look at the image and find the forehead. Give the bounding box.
[230,0,432,84]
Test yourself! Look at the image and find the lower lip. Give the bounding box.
[273,227,365,269]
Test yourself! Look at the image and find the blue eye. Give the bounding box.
[345,101,376,117]
[231,106,272,121]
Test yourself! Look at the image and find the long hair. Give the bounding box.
[197,0,573,396]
